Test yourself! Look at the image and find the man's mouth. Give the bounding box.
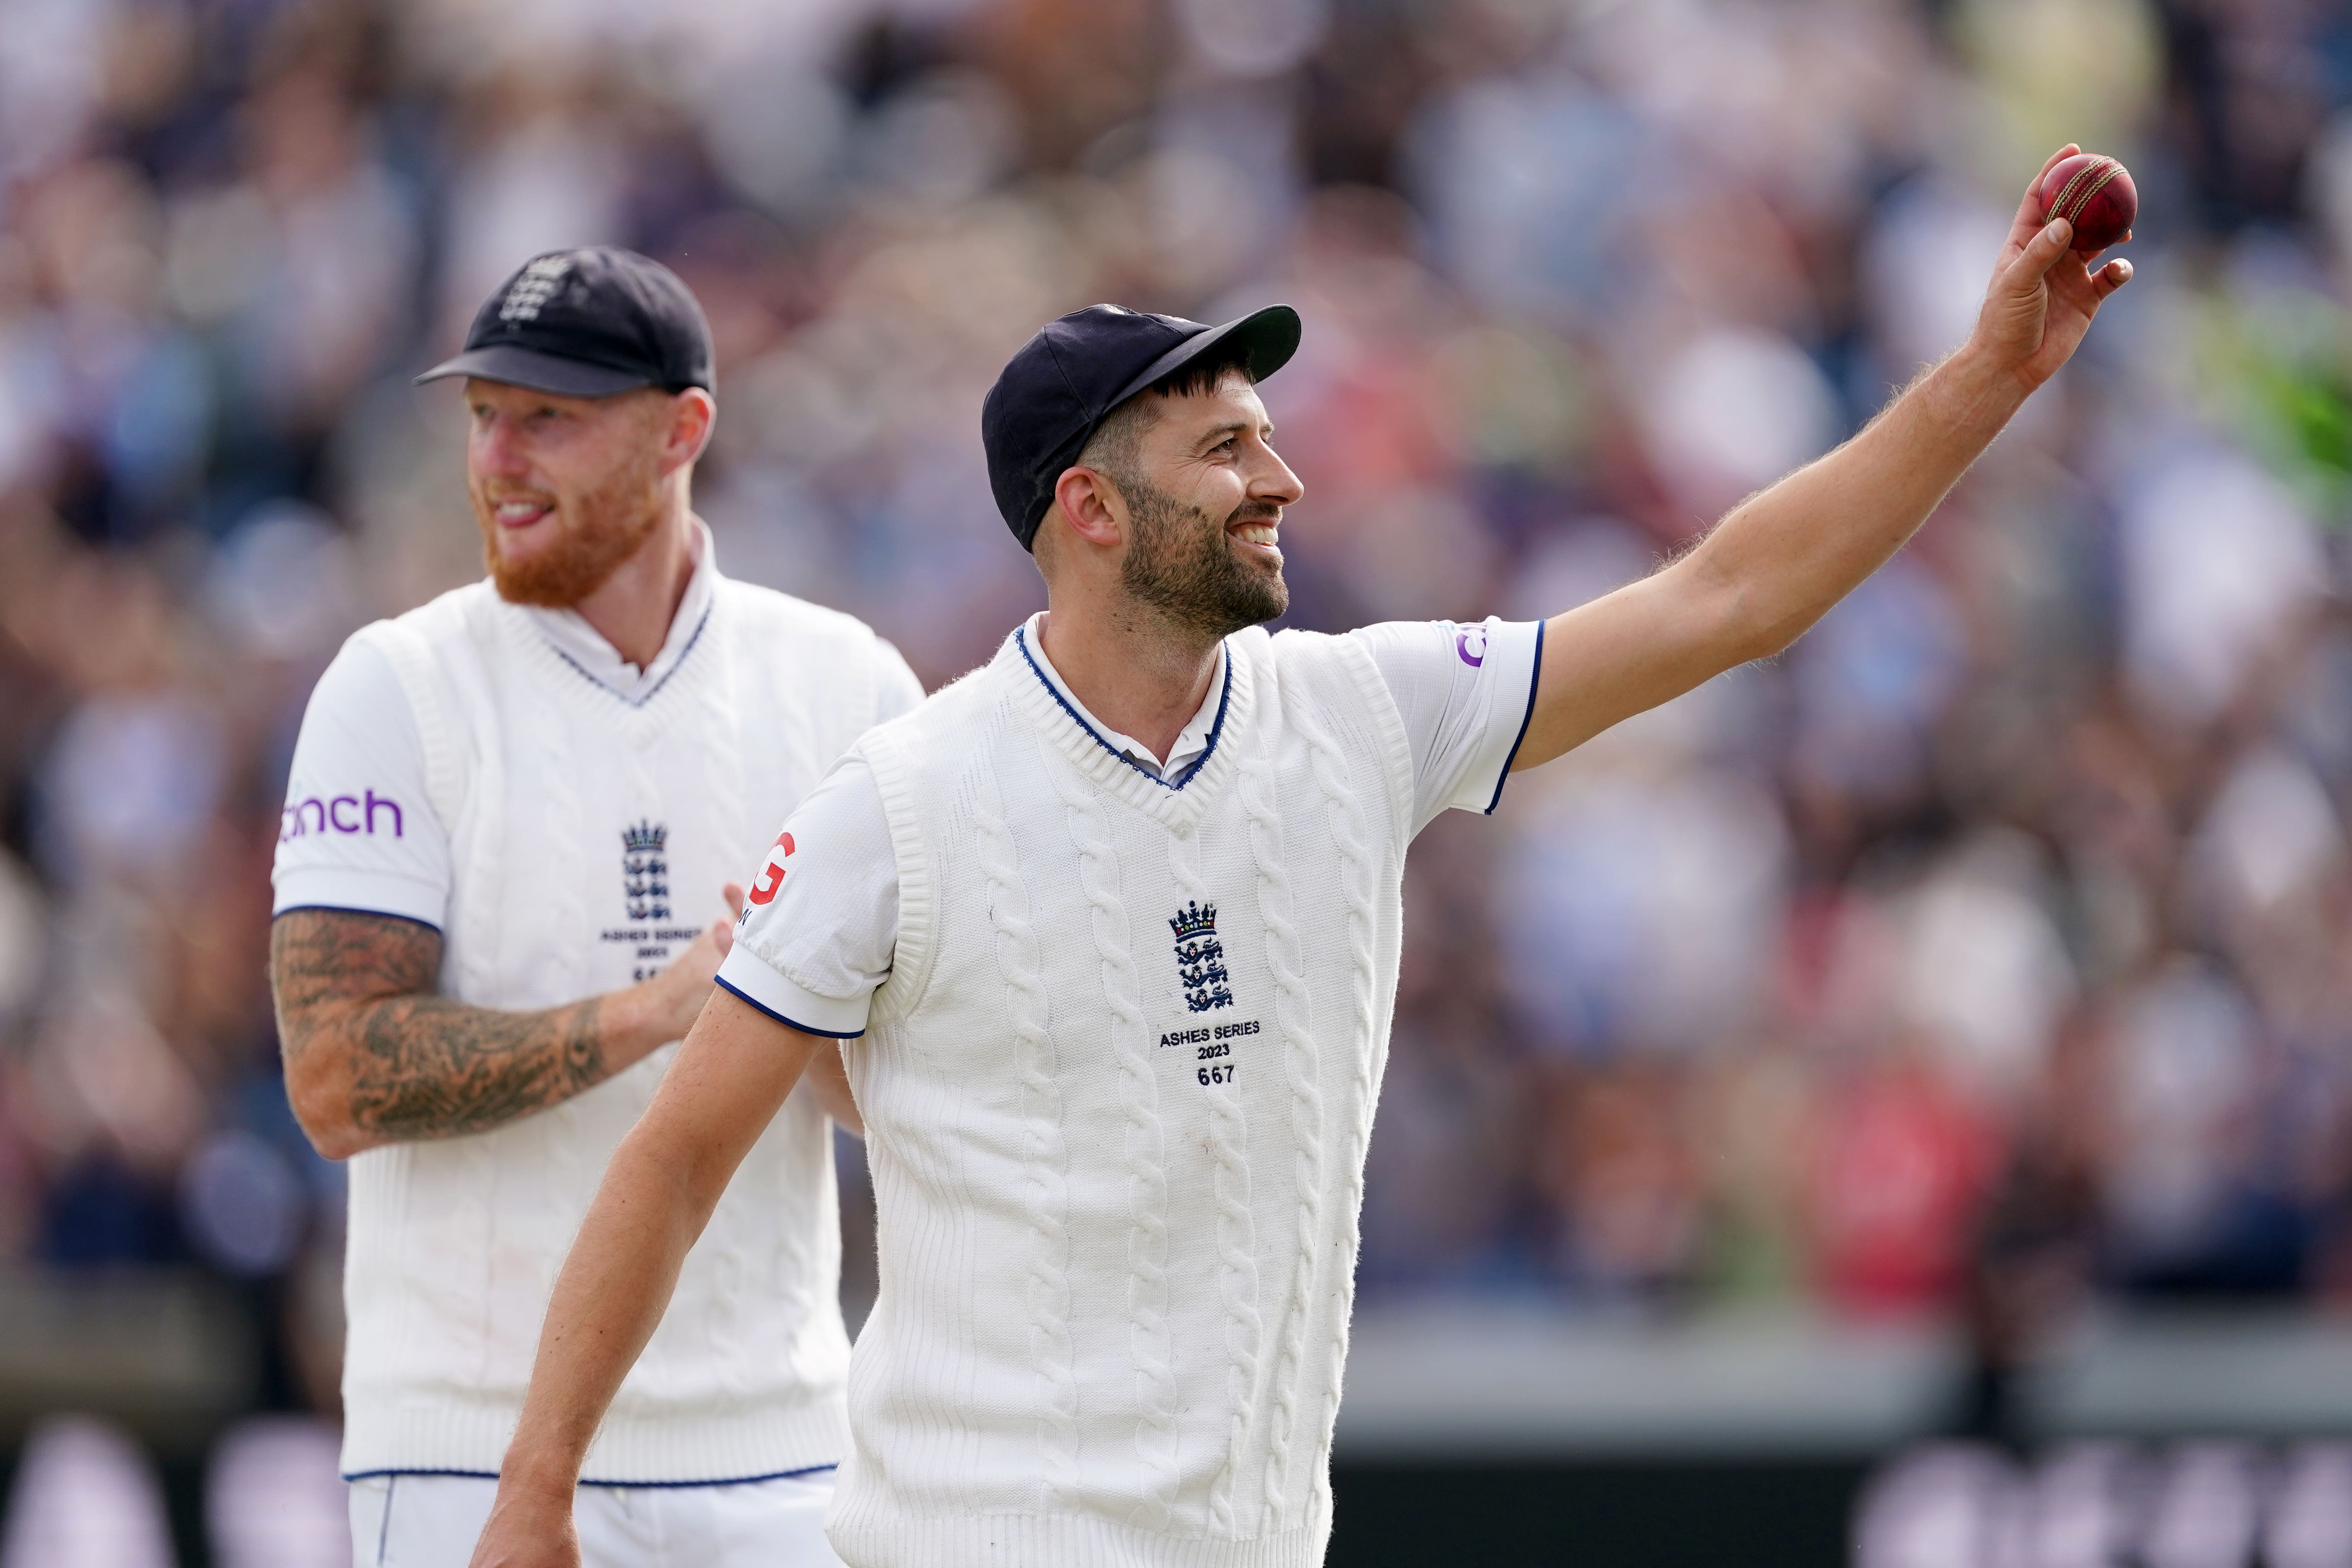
[1230,517,1281,559]
[492,497,556,530]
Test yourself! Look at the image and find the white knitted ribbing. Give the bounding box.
[974,766,1081,1510]
[680,652,760,1381]
[1239,728,1326,1533]
[1046,751,1181,1528]
[1169,820,1263,1534]
[1292,700,1381,1520]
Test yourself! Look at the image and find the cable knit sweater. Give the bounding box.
[823,625,1415,1568]
[332,575,906,1483]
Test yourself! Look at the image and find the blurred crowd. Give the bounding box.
[4,0,2352,1486]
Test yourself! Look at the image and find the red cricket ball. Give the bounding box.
[2036,153,2137,253]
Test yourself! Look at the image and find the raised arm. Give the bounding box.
[469,988,822,1568]
[270,883,745,1160]
[1511,146,2132,770]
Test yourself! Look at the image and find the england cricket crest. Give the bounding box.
[622,821,670,922]
[1169,900,1233,1013]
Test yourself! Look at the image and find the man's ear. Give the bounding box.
[661,388,717,473]
[1051,466,1126,551]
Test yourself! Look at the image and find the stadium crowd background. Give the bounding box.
[4,0,2352,1558]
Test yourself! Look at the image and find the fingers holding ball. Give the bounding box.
[2037,153,2137,253]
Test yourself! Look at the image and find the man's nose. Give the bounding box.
[472,416,529,478]
[1250,446,1304,507]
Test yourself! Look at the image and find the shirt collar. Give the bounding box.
[520,519,718,704]
[1020,610,1225,782]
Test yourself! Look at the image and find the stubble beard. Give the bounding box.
[1119,479,1289,642]
[474,455,664,609]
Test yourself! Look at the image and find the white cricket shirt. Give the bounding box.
[717,613,1544,1566]
[272,523,925,1485]
[716,610,1542,1039]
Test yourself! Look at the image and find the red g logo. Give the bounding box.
[747,830,795,906]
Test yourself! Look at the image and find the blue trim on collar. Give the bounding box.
[543,599,714,710]
[1484,618,1545,815]
[1014,626,1233,792]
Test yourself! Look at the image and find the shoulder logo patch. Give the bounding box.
[747,830,795,907]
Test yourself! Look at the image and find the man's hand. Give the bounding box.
[274,882,749,1160]
[468,1483,578,1568]
[1507,147,2129,771]
[616,881,745,1047]
[1972,143,2133,396]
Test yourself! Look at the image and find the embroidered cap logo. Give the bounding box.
[499,255,572,323]
[1169,900,1233,1013]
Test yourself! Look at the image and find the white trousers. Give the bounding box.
[347,1469,845,1568]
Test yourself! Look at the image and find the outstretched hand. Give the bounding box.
[1973,144,2133,393]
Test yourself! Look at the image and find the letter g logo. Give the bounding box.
[747,831,795,906]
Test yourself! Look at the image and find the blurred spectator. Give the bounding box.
[0,1415,173,1568]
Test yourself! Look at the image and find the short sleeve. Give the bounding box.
[715,753,900,1039]
[1344,617,1545,834]
[271,637,452,928]
[872,638,925,724]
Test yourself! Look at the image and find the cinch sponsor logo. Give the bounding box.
[280,790,404,842]
[1455,624,1488,667]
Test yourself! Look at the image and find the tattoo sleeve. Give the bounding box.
[271,908,611,1146]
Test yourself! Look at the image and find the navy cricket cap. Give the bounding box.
[416,247,714,397]
[982,303,1302,551]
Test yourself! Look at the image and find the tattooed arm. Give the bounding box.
[271,890,743,1160]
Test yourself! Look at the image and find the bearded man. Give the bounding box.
[473,154,2128,1568]
[269,248,920,1567]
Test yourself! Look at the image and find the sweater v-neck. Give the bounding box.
[509,521,720,710]
[1016,615,1227,781]
[502,582,718,732]
[1003,622,1253,835]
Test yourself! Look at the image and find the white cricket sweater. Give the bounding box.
[317,573,906,1483]
[824,625,1417,1568]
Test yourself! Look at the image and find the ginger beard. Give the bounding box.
[1118,478,1289,640]
[471,433,665,608]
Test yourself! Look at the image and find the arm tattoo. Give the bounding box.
[271,909,609,1144]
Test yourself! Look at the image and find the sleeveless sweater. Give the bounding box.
[338,575,897,1483]
[825,625,1414,1568]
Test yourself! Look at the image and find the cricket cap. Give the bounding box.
[417,247,714,398]
[982,303,1301,551]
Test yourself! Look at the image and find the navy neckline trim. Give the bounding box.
[1484,618,1546,815]
[342,1463,839,1488]
[1014,625,1233,792]
[543,598,714,710]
